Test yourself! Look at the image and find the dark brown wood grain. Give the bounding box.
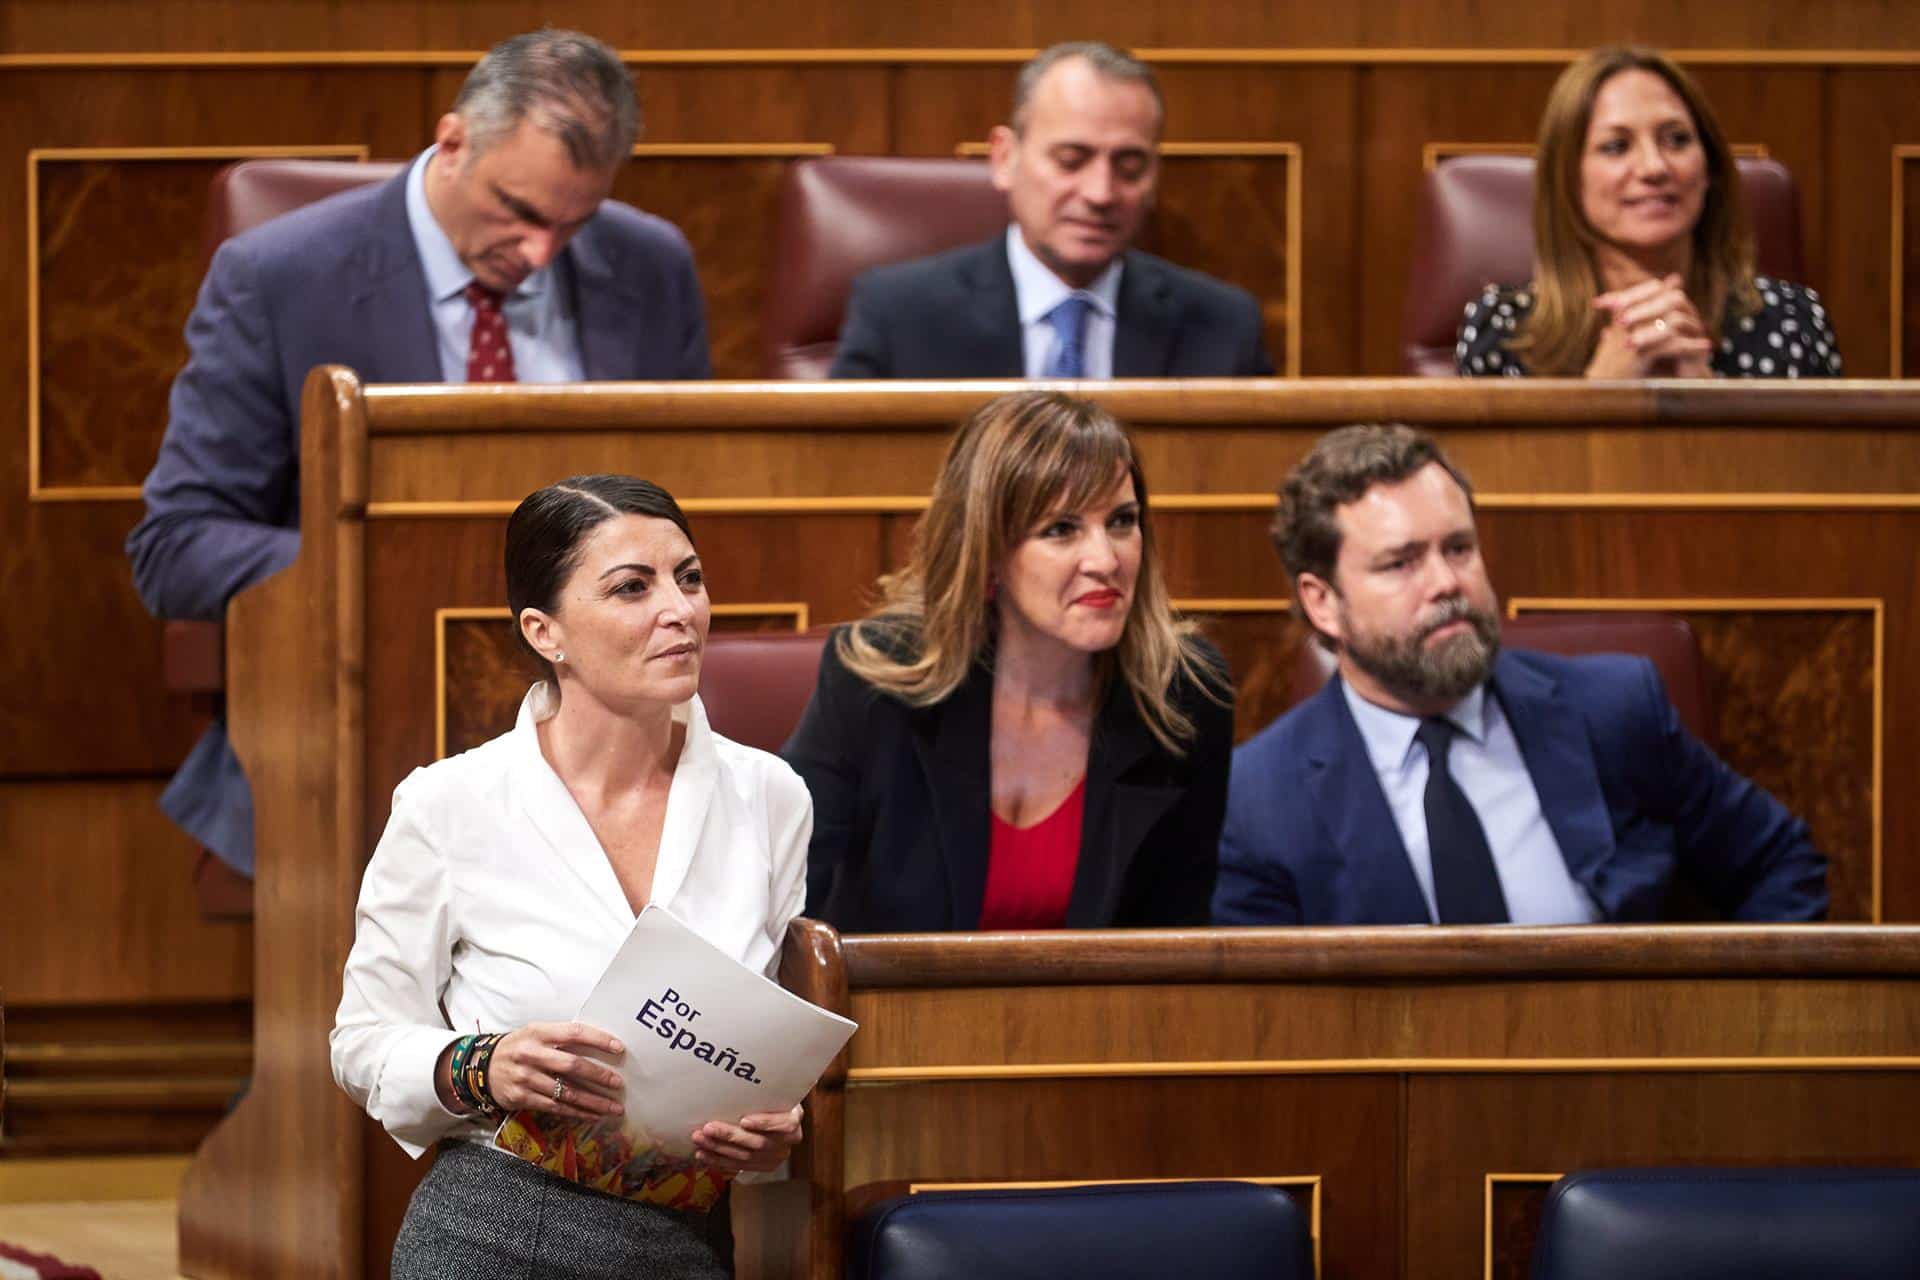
[835,925,1920,987]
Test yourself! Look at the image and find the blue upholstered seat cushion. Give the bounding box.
[847,1180,1314,1280]
[1532,1167,1920,1280]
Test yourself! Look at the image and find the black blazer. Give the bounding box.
[782,626,1234,932]
[827,236,1274,379]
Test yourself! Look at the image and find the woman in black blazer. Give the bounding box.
[782,390,1233,933]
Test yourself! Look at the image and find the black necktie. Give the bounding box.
[1415,717,1509,924]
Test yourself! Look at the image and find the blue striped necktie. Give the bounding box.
[1043,295,1092,378]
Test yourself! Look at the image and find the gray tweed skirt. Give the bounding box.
[391,1141,733,1280]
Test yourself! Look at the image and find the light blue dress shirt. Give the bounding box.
[1339,680,1601,925]
[1006,224,1121,379]
[403,147,585,384]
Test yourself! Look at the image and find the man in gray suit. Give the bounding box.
[830,41,1271,380]
[126,28,709,879]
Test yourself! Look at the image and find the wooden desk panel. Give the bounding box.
[798,927,1920,1280]
[181,375,1920,1278]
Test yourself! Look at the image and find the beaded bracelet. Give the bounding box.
[458,1032,506,1118]
[446,1032,505,1118]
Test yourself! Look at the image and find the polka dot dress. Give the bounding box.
[1455,277,1844,378]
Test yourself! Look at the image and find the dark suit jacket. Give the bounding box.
[827,236,1273,379]
[1212,649,1828,925]
[783,626,1234,932]
[124,159,711,873]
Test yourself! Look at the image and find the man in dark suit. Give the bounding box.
[1212,425,1826,926]
[829,41,1272,379]
[125,29,710,879]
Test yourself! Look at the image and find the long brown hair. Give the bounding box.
[1515,46,1759,374]
[837,390,1221,755]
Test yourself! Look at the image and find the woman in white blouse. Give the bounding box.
[331,475,813,1278]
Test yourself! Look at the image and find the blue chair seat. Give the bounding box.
[848,1180,1314,1280]
[1532,1167,1920,1280]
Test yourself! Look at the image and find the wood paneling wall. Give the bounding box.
[7,0,1920,1162]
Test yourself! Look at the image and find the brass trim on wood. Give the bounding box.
[364,492,1920,519]
[11,49,1920,70]
[1172,598,1292,613]
[845,1055,1920,1082]
[432,603,810,759]
[1484,1174,1563,1280]
[631,143,836,157]
[25,144,372,502]
[1508,596,1886,922]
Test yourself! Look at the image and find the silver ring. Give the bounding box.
[1653,316,1669,334]
[552,1079,567,1102]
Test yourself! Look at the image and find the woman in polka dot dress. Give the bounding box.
[1456,46,1843,380]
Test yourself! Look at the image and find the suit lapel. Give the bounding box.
[1066,678,1181,926]
[1113,251,1176,377]
[564,215,645,380]
[908,661,995,929]
[961,238,1028,377]
[1305,681,1433,922]
[1493,653,1618,901]
[350,169,444,384]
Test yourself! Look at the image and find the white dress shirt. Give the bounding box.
[404,147,586,384]
[1340,680,1601,925]
[331,684,812,1157]
[1006,224,1122,379]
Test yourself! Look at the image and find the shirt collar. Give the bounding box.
[1005,223,1122,326]
[405,145,550,305]
[1339,677,1489,774]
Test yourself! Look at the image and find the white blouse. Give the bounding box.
[330,684,813,1157]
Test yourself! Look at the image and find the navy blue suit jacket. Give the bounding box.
[125,163,710,873]
[1212,649,1828,925]
[827,236,1273,378]
[783,627,1234,932]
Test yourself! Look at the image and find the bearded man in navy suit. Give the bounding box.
[126,29,710,879]
[829,41,1272,380]
[1212,425,1826,926]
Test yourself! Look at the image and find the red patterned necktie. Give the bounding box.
[464,283,518,383]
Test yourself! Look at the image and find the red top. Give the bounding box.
[978,778,1086,930]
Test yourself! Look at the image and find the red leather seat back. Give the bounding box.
[698,629,831,753]
[1399,155,1805,375]
[202,158,406,267]
[762,156,1009,379]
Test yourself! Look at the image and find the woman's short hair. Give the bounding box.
[1517,45,1757,374]
[838,390,1219,754]
[505,474,693,681]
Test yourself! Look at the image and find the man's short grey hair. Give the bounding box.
[1010,41,1164,134]
[452,29,639,170]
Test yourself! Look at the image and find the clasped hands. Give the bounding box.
[1585,273,1715,378]
[455,1020,805,1174]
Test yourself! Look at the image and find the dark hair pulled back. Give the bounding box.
[504,474,694,681]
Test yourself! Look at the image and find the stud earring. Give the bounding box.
[553,652,566,664]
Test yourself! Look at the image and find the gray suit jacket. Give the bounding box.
[828,236,1273,379]
[126,162,711,873]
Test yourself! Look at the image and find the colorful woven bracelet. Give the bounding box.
[459,1032,506,1118]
